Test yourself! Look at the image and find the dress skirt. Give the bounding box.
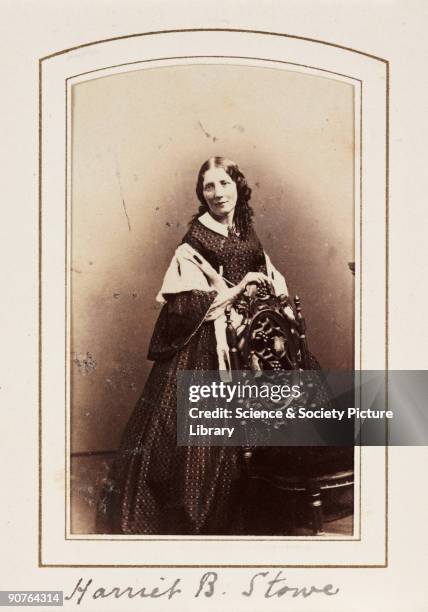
[99,219,268,534]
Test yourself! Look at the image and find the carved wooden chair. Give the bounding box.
[225,286,354,535]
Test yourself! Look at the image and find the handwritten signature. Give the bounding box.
[65,572,339,604]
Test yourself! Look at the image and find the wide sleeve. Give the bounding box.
[147,289,218,361]
[147,243,220,361]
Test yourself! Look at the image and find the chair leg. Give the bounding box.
[238,449,252,530]
[307,480,324,535]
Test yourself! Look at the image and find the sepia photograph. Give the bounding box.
[6,3,428,609]
[69,62,356,537]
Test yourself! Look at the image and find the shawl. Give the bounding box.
[155,218,292,372]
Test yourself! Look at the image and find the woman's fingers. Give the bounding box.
[241,272,275,293]
[246,272,270,284]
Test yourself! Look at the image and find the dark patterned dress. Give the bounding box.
[104,219,267,535]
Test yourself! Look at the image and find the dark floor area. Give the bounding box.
[70,453,354,536]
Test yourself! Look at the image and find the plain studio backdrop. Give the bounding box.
[70,63,354,455]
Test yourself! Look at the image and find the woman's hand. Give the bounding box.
[238,272,274,294]
[205,271,277,321]
[209,272,273,312]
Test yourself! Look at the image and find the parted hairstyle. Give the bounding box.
[193,157,254,239]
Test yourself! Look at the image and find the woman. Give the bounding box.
[101,157,291,535]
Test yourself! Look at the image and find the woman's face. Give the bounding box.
[202,167,238,221]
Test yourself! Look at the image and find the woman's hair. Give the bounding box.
[193,156,254,239]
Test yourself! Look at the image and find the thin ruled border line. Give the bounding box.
[65,57,362,543]
[65,55,362,542]
[40,27,388,64]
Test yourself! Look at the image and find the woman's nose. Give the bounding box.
[214,183,224,198]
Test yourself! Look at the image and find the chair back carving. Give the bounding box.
[226,286,310,372]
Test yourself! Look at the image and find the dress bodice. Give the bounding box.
[182,218,266,286]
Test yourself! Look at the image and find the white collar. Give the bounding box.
[198,212,230,237]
